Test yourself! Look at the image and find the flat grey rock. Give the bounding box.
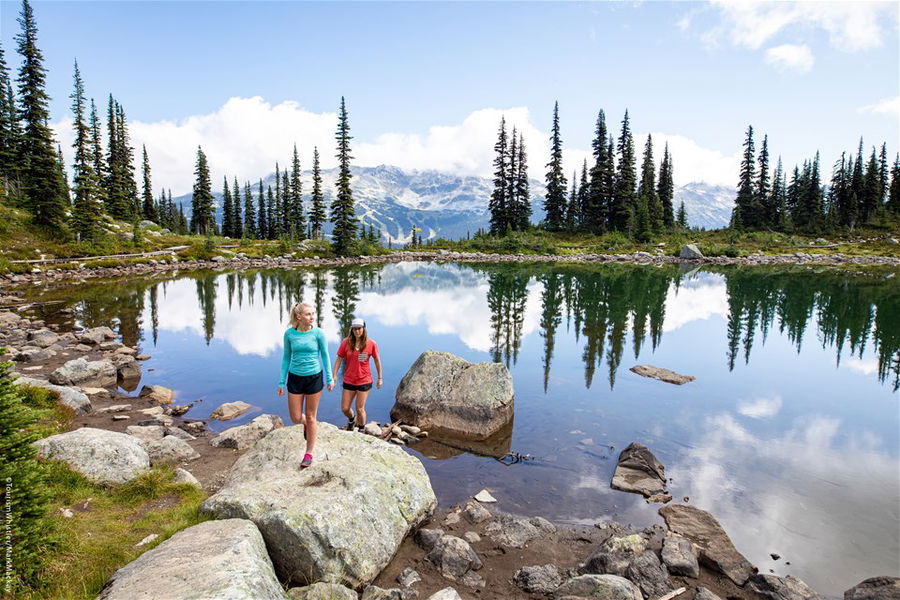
[13,376,92,414]
[34,427,149,485]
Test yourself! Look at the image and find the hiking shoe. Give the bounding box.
[300,453,313,468]
[356,424,366,433]
[344,414,356,431]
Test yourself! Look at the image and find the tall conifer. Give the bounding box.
[243,181,256,238]
[141,145,155,221]
[489,116,509,235]
[514,132,531,230]
[257,178,267,239]
[69,60,101,240]
[638,134,662,233]
[543,101,567,230]
[610,110,636,233]
[657,143,674,228]
[309,147,325,238]
[733,125,756,229]
[232,177,242,238]
[330,97,356,254]
[586,110,610,233]
[289,143,305,237]
[221,175,233,237]
[15,0,67,229]
[190,146,214,235]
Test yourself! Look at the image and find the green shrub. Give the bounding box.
[0,356,57,592]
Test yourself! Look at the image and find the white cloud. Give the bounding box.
[705,0,895,52]
[737,395,783,419]
[52,98,740,194]
[662,275,730,332]
[857,96,900,118]
[764,43,815,73]
[842,356,879,376]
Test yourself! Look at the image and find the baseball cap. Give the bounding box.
[351,318,365,328]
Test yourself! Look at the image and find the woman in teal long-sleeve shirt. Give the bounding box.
[277,302,334,468]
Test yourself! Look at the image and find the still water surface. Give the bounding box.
[27,262,899,597]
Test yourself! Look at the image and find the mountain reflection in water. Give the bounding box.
[24,262,899,597]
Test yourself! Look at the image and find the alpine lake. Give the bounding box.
[17,260,900,598]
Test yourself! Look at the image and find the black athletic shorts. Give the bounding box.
[287,371,324,395]
[342,381,372,392]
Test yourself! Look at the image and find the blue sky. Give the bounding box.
[1,1,897,194]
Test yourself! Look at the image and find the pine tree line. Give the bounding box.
[731,125,898,232]
[488,116,531,234]
[531,103,677,239]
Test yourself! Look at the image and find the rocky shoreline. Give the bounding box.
[2,248,899,288]
[2,301,897,600]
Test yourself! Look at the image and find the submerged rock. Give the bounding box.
[201,423,435,588]
[210,400,252,420]
[659,504,756,586]
[97,519,287,600]
[391,350,513,440]
[629,365,695,385]
[611,442,667,497]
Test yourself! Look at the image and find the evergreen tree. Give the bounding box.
[221,175,233,237]
[0,42,22,196]
[565,171,578,232]
[330,96,356,254]
[829,152,852,228]
[289,143,305,237]
[585,110,610,234]
[243,181,256,238]
[266,185,275,238]
[281,169,289,236]
[87,98,105,208]
[756,134,771,226]
[676,201,688,228]
[543,101,567,230]
[771,157,788,230]
[190,146,214,235]
[878,143,889,207]
[56,144,69,204]
[577,159,589,230]
[638,134,662,234]
[309,146,326,239]
[656,142,674,229]
[0,354,53,592]
[489,116,509,235]
[140,145,155,221]
[257,178,267,239]
[733,125,756,229]
[849,139,865,222]
[513,132,531,231]
[610,110,636,233]
[69,60,102,241]
[861,146,880,223]
[887,154,900,216]
[272,163,282,237]
[507,126,518,230]
[232,177,242,238]
[15,0,67,229]
[115,101,139,217]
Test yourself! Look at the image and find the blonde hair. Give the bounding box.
[347,325,368,351]
[289,302,314,329]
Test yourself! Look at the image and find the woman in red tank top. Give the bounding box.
[332,317,383,431]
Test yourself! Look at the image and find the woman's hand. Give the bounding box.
[377,378,383,389]
[277,386,284,397]
[327,382,335,392]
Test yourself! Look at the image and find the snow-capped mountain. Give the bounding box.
[674,182,734,230]
[175,165,733,240]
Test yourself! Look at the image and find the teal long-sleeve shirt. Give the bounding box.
[279,327,333,387]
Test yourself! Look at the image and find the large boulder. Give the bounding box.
[144,436,200,465]
[611,442,667,497]
[391,351,514,440]
[97,519,287,600]
[554,574,643,600]
[288,582,358,599]
[747,574,822,600]
[49,357,117,387]
[844,577,900,600]
[210,414,284,450]
[659,504,756,586]
[210,400,253,420]
[34,427,149,485]
[679,244,704,259]
[13,376,92,414]
[201,423,436,588]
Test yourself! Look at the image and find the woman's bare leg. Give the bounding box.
[303,391,322,454]
[354,390,370,427]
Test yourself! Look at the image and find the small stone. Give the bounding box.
[442,511,460,526]
[462,531,481,544]
[771,553,781,561]
[473,489,496,503]
[98,404,132,413]
[463,501,491,524]
[173,468,202,488]
[210,400,252,420]
[512,564,562,594]
[59,508,74,518]
[414,528,444,552]
[112,415,130,421]
[397,567,421,588]
[135,533,159,547]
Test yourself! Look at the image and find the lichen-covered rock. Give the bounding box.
[49,357,117,387]
[483,513,550,548]
[97,519,287,600]
[288,582,359,599]
[554,574,643,600]
[626,550,671,598]
[144,436,200,465]
[201,423,436,588]
[210,414,284,450]
[34,427,149,485]
[662,534,699,578]
[513,564,563,594]
[659,504,756,586]
[13,376,92,414]
[580,533,648,577]
[391,350,513,440]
